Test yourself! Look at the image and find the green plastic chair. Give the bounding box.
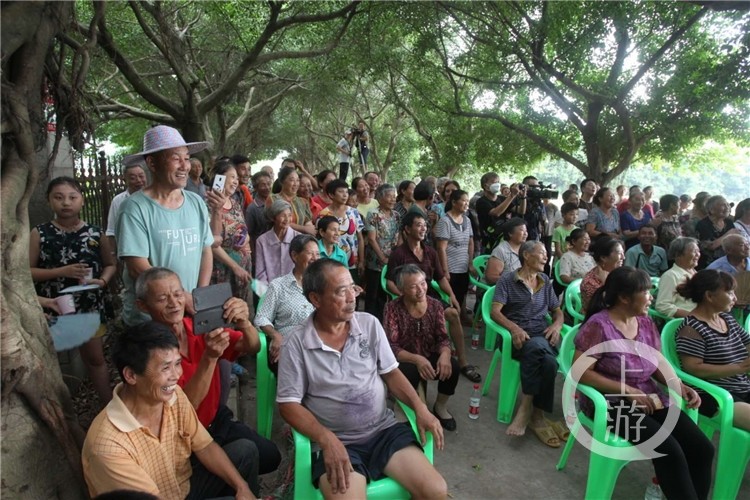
[480,286,570,423]
[469,255,492,336]
[563,278,585,326]
[553,259,568,289]
[292,400,434,500]
[555,325,639,499]
[661,319,750,500]
[556,324,697,499]
[254,294,276,439]
[381,264,451,304]
[380,265,398,300]
[745,311,750,332]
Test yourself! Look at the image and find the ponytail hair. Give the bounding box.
[565,228,587,245]
[584,266,651,322]
[676,269,735,304]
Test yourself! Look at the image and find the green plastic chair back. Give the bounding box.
[380,265,398,300]
[254,293,276,439]
[469,255,491,292]
[553,259,568,288]
[563,278,585,325]
[661,319,750,500]
[382,264,450,303]
[745,311,750,332]
[292,400,434,500]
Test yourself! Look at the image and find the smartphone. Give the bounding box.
[192,282,232,334]
[212,174,226,192]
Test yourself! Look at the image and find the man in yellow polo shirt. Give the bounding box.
[82,322,256,499]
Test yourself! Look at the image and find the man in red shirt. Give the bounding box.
[135,266,281,480]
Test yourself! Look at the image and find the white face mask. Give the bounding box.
[489,182,501,195]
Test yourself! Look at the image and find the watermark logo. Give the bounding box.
[562,339,683,460]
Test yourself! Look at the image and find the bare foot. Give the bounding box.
[506,405,532,436]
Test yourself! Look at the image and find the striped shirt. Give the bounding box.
[676,313,750,394]
[434,214,473,273]
[493,271,560,336]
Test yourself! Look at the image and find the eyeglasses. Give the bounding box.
[333,284,363,298]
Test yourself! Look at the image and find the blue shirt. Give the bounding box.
[707,256,750,276]
[317,239,348,266]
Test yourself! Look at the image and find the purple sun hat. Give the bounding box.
[123,125,209,166]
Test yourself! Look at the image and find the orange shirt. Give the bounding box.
[82,383,212,498]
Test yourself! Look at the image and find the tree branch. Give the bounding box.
[96,97,176,124]
[88,16,182,118]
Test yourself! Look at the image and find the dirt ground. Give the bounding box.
[230,293,750,499]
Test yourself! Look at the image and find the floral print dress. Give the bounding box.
[211,198,252,301]
[34,222,107,320]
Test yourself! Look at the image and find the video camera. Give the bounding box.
[524,182,558,200]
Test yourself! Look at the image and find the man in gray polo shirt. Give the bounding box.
[277,259,447,499]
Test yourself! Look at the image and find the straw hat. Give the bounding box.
[123,125,208,166]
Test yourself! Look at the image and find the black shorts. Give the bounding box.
[311,422,421,487]
[698,390,750,417]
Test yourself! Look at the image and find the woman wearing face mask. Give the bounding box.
[475,172,525,252]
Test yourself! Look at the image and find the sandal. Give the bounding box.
[545,418,570,442]
[460,364,482,383]
[529,424,561,448]
[432,406,457,431]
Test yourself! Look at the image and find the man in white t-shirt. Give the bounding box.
[106,163,147,247]
[336,130,353,181]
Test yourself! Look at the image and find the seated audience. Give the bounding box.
[586,187,622,240]
[316,216,349,266]
[574,267,712,499]
[135,268,280,479]
[620,191,652,249]
[255,200,300,285]
[490,241,566,446]
[384,265,460,431]
[387,211,480,383]
[554,190,588,229]
[655,237,700,318]
[484,218,528,285]
[733,198,750,241]
[317,179,364,270]
[277,259,447,499]
[580,237,624,312]
[82,323,256,499]
[254,234,319,372]
[655,193,683,251]
[558,228,595,284]
[707,233,750,276]
[624,225,668,277]
[364,184,402,320]
[676,269,750,430]
[552,202,578,259]
[696,195,738,269]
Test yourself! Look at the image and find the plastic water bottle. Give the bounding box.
[644,477,662,500]
[471,331,480,350]
[468,384,481,419]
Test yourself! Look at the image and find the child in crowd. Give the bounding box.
[553,202,579,259]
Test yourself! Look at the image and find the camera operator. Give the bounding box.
[353,121,370,168]
[476,172,526,252]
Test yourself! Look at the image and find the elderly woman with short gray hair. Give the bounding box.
[254,199,300,285]
[383,264,459,431]
[655,237,700,318]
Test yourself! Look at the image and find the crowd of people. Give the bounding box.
[31,123,749,499]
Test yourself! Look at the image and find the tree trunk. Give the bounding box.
[2,2,88,497]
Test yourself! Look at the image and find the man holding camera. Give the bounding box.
[355,121,370,167]
[134,267,281,488]
[476,172,525,252]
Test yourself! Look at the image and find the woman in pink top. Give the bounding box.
[575,267,712,499]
